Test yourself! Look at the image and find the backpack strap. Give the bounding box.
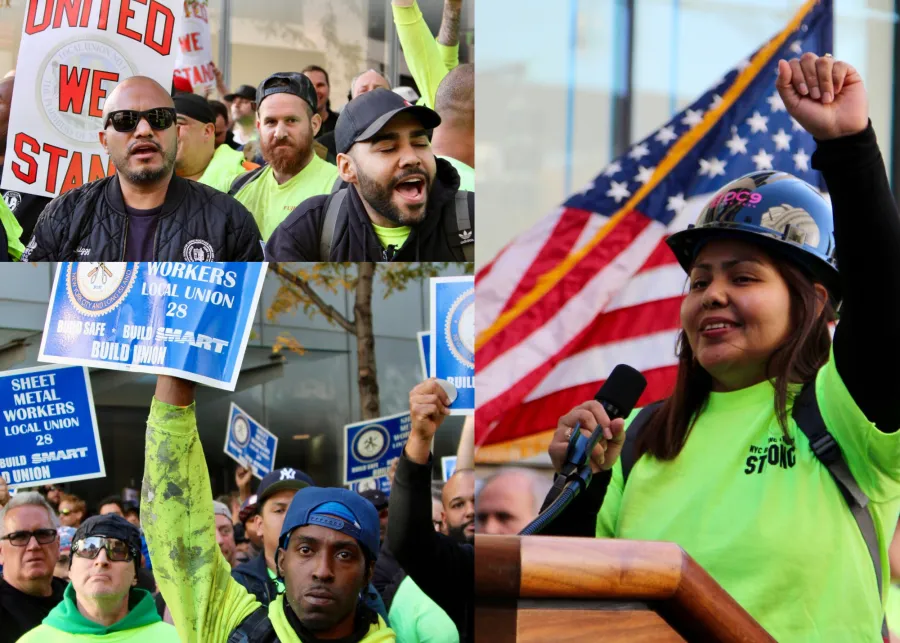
[444,190,474,262]
[320,188,348,261]
[791,383,888,640]
[227,166,267,197]
[226,606,276,643]
[620,401,664,485]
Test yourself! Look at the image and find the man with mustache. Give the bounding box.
[18,514,179,643]
[22,76,263,262]
[266,89,475,262]
[229,72,339,240]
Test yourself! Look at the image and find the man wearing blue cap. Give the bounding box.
[141,375,394,643]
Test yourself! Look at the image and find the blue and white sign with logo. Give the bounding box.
[224,403,277,479]
[430,276,474,414]
[348,476,392,496]
[38,263,267,391]
[417,331,431,381]
[441,456,458,482]
[344,411,411,484]
[0,365,104,489]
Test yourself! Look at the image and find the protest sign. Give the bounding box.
[417,331,431,381]
[173,0,214,94]
[0,364,104,489]
[39,262,266,390]
[348,476,391,496]
[430,276,474,414]
[344,411,411,484]
[224,403,277,479]
[1,0,181,198]
[441,455,457,482]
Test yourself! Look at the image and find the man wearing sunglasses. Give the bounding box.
[18,514,179,643]
[22,76,263,262]
[0,491,65,643]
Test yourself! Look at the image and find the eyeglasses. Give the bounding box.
[104,108,177,133]
[73,536,134,562]
[1,529,58,546]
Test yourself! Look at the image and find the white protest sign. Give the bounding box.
[173,0,214,94]
[1,0,181,199]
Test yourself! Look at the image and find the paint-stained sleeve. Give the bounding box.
[141,398,260,643]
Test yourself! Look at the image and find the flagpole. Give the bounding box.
[564,0,579,196]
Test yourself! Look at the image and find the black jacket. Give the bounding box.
[388,453,473,642]
[22,174,263,262]
[0,576,67,643]
[265,158,473,261]
[231,551,277,606]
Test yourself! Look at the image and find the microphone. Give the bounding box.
[520,364,647,536]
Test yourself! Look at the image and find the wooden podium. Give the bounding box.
[475,534,775,643]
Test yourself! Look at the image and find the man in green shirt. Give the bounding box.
[432,65,474,192]
[142,375,394,643]
[231,73,339,240]
[174,94,254,193]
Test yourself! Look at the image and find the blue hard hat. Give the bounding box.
[666,171,840,302]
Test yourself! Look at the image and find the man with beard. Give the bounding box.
[386,379,474,642]
[0,75,51,247]
[229,72,339,240]
[266,89,474,262]
[22,76,263,262]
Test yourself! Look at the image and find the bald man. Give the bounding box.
[0,76,52,245]
[22,76,263,262]
[316,70,392,161]
[475,468,553,535]
[441,469,475,544]
[432,64,474,191]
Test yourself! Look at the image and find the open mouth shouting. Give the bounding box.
[129,142,161,161]
[393,174,427,206]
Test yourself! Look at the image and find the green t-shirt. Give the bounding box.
[1,197,24,260]
[199,145,250,193]
[234,155,338,240]
[388,576,459,643]
[888,583,900,637]
[438,155,474,192]
[371,222,411,253]
[597,348,900,642]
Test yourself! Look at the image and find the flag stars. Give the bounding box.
[635,165,655,184]
[699,157,727,178]
[746,111,769,133]
[655,125,678,145]
[628,143,650,160]
[667,193,687,214]
[767,91,786,113]
[709,94,724,110]
[603,161,622,177]
[772,128,792,151]
[793,148,811,172]
[682,109,704,128]
[790,40,803,54]
[752,148,775,171]
[790,116,804,132]
[606,181,631,203]
[725,132,749,155]
[578,179,596,195]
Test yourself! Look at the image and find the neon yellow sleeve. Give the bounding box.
[437,42,459,72]
[141,398,260,643]
[392,1,448,109]
[595,461,624,538]
[0,198,24,261]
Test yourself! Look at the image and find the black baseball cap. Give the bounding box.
[335,88,441,155]
[174,93,215,125]
[257,467,315,508]
[359,489,388,511]
[256,72,318,114]
[224,84,256,102]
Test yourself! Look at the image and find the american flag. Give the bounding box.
[474,0,833,462]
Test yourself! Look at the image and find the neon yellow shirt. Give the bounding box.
[199,145,251,193]
[371,222,411,251]
[888,584,900,638]
[388,576,459,643]
[438,155,474,192]
[1,197,24,260]
[266,566,286,595]
[142,399,395,643]
[234,155,338,240]
[596,348,900,642]
[392,1,459,109]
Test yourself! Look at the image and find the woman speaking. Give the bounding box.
[545,54,900,642]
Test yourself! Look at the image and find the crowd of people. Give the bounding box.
[0,378,474,643]
[0,0,474,263]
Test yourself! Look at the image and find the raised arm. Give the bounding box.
[437,0,463,71]
[391,0,452,108]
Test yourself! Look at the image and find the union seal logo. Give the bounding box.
[231,415,251,448]
[65,262,137,317]
[3,191,21,212]
[38,38,135,144]
[183,239,215,262]
[444,287,475,370]
[356,478,377,492]
[352,424,390,463]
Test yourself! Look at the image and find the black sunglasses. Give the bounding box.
[1,529,58,546]
[73,536,134,562]
[104,108,177,133]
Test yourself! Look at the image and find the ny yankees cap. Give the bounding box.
[335,88,441,155]
[257,467,315,508]
[280,487,381,560]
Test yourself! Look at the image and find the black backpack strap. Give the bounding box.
[620,401,664,485]
[443,190,474,262]
[319,188,348,261]
[227,166,267,197]
[226,606,276,643]
[791,383,888,640]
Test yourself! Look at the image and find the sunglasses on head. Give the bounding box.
[1,529,58,546]
[73,536,134,562]
[104,108,177,133]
